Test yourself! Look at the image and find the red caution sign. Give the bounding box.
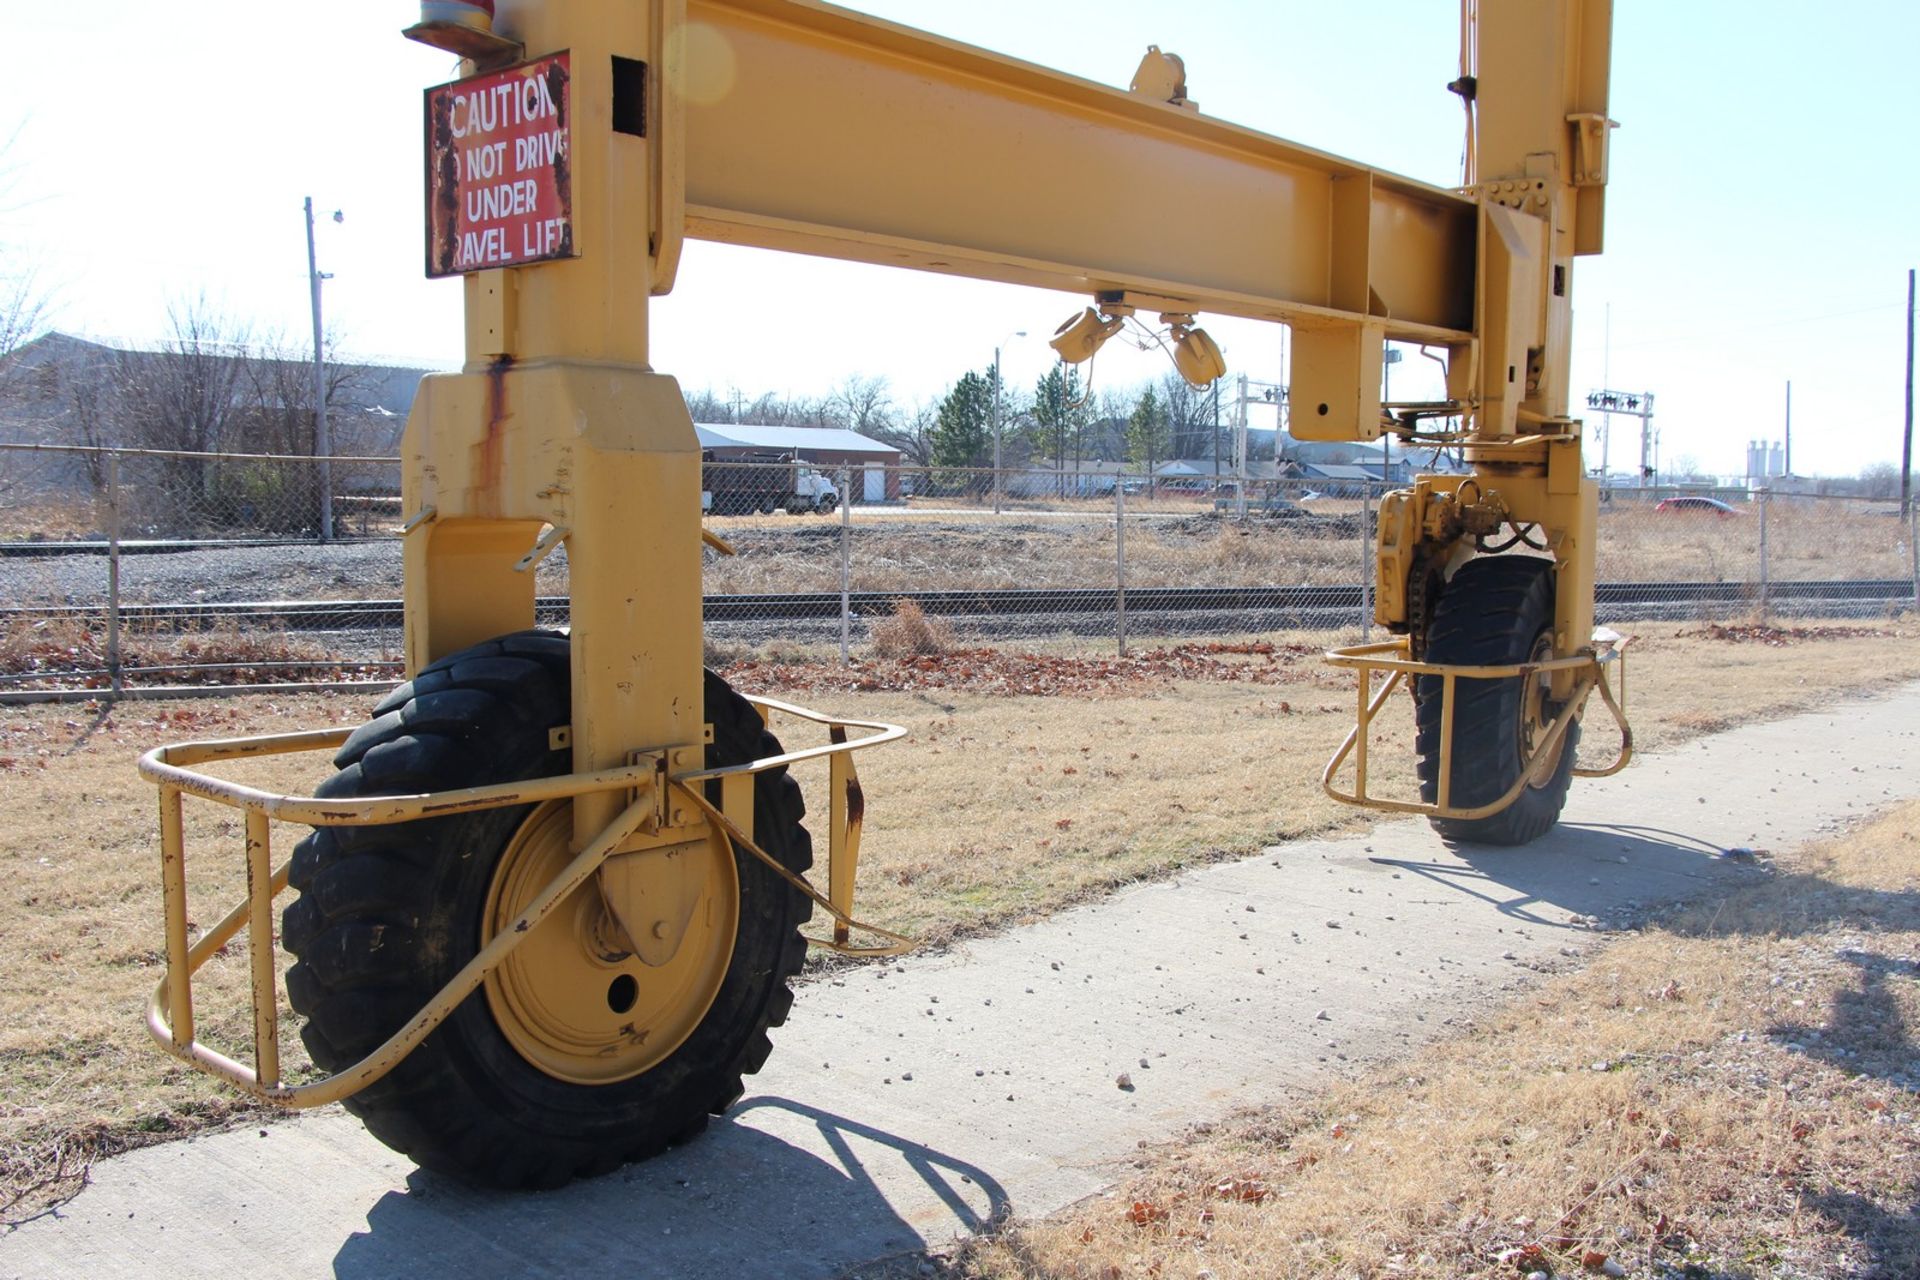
[425,52,575,278]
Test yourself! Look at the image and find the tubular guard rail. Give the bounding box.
[1320,633,1633,820]
[136,697,906,1108]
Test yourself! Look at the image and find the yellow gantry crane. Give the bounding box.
[137,0,1629,1187]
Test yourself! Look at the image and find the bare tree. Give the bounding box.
[1159,373,1216,462]
[241,333,365,456]
[1855,462,1903,500]
[741,390,836,427]
[107,298,257,528]
[0,265,45,395]
[0,123,50,402]
[867,397,937,467]
[1088,386,1135,463]
[683,386,730,423]
[826,375,897,438]
[217,334,369,532]
[115,298,252,453]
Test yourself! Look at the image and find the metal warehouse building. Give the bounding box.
[694,424,904,503]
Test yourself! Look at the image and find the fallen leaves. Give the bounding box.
[1209,1176,1271,1204]
[723,640,1322,698]
[1676,622,1895,647]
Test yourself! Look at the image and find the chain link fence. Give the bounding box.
[3,445,1916,699]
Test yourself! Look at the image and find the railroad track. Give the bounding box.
[5,579,1913,630]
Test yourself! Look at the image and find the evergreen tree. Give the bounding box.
[1126,384,1170,485]
[1030,364,1086,488]
[930,369,994,488]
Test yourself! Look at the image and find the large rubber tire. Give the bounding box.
[1414,556,1580,846]
[281,630,811,1188]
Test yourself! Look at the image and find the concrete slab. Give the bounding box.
[7,685,1917,1279]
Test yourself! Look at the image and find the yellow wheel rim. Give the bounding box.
[482,799,739,1084]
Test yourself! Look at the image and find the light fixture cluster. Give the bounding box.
[1047,303,1226,389]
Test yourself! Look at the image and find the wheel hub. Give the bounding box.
[1519,631,1567,788]
[482,799,739,1084]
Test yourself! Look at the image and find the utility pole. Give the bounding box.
[305,197,337,542]
[1382,347,1403,483]
[991,329,1025,515]
[1904,267,1914,519]
[1233,372,1249,518]
[1600,303,1611,481]
[1784,380,1792,479]
[1210,380,1221,477]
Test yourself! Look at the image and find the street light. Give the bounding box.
[1382,347,1403,484]
[991,329,1026,514]
[305,197,343,541]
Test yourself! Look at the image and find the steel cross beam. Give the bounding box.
[673,0,1478,347]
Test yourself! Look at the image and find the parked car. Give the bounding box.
[1654,496,1742,516]
[1212,485,1309,518]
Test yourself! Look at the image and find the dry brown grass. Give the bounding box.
[1595,502,1911,584]
[0,620,1915,1222]
[0,694,365,1224]
[963,802,1920,1280]
[0,614,396,689]
[869,599,957,657]
[0,498,106,542]
[699,515,1374,597]
[738,620,1920,949]
[690,503,1914,599]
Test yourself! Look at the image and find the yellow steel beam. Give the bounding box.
[678,0,1477,343]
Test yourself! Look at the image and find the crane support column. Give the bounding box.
[402,0,703,845]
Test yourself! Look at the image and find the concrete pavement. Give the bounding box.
[7,684,1917,1279]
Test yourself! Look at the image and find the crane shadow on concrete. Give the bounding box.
[1372,816,1920,1094]
[330,1098,1007,1280]
[1365,819,1769,931]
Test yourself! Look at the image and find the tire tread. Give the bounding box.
[282,630,812,1188]
[1413,556,1580,846]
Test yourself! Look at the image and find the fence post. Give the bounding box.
[1114,481,1128,656]
[1359,485,1373,641]
[1756,487,1770,619]
[838,466,852,664]
[1911,504,1919,615]
[106,452,124,696]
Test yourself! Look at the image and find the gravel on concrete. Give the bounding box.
[7,684,1917,1280]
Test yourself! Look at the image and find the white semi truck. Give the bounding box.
[700,450,842,515]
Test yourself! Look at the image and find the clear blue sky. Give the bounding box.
[3,2,1914,477]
